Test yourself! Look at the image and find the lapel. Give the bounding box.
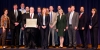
[72,12,75,20]
[58,15,63,21]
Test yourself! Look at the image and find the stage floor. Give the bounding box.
[0,45,100,50]
[0,48,100,50]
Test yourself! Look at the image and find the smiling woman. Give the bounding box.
[1,8,10,49]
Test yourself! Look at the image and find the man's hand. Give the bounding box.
[66,26,68,30]
[44,26,46,29]
[24,24,26,28]
[50,25,53,28]
[35,25,38,28]
[15,22,19,26]
[21,27,24,30]
[82,27,84,30]
[74,26,77,30]
[56,29,58,32]
[89,25,92,29]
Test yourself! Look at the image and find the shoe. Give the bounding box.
[93,47,97,50]
[45,47,49,49]
[16,45,19,48]
[11,45,14,48]
[59,46,63,48]
[68,46,72,48]
[3,46,6,49]
[73,47,76,49]
[52,46,56,48]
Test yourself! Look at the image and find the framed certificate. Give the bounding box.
[26,19,37,28]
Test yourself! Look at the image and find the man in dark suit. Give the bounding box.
[9,4,22,48]
[22,7,38,49]
[66,5,79,49]
[22,6,30,48]
[65,7,71,47]
[78,6,88,48]
[36,7,41,47]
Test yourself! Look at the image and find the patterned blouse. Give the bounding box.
[1,15,10,28]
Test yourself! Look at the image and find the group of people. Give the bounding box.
[0,3,99,50]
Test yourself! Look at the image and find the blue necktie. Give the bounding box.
[50,12,52,22]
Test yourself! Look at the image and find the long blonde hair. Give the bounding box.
[41,8,48,16]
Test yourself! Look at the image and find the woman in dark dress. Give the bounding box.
[40,8,50,49]
[1,8,10,48]
[56,9,66,48]
[89,8,99,49]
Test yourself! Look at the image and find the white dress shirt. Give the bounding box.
[30,13,34,18]
[14,10,18,17]
[43,15,45,25]
[69,11,74,24]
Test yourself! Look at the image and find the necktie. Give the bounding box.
[50,12,52,22]
[14,10,17,18]
[30,14,32,19]
[79,13,82,18]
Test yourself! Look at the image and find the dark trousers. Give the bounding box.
[90,28,98,48]
[35,28,41,47]
[24,28,29,47]
[79,29,88,47]
[64,30,69,46]
[27,28,36,48]
[40,28,49,48]
[1,28,9,46]
[11,26,20,46]
[68,25,77,47]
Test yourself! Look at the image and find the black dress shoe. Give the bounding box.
[53,46,56,48]
[68,46,72,48]
[45,47,49,49]
[80,46,85,48]
[11,45,14,48]
[16,45,19,48]
[73,47,76,49]
[93,47,97,50]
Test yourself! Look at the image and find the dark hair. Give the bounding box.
[13,4,17,6]
[37,6,41,9]
[3,8,8,13]
[70,5,75,8]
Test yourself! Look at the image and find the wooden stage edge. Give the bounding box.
[0,44,100,50]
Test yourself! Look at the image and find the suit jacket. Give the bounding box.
[78,13,87,30]
[89,14,99,28]
[37,13,41,26]
[40,15,50,28]
[66,12,70,26]
[67,12,79,28]
[22,13,39,28]
[49,12,57,29]
[56,15,66,29]
[9,10,22,29]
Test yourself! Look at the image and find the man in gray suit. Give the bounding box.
[48,6,57,47]
[66,5,79,49]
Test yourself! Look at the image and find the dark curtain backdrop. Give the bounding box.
[0,0,100,44]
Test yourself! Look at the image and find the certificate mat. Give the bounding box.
[26,19,37,27]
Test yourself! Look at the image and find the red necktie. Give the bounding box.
[30,14,32,18]
[79,13,82,18]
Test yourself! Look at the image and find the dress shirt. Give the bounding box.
[43,15,45,25]
[69,11,74,24]
[30,13,34,19]
[19,8,26,14]
[50,12,53,22]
